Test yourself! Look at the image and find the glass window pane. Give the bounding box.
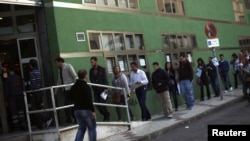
[176,35,183,48]
[118,0,128,8]
[16,15,36,33]
[128,55,136,70]
[97,0,108,5]
[106,57,116,73]
[129,0,138,9]
[114,33,125,51]
[118,55,128,72]
[0,16,14,35]
[164,0,173,13]
[107,0,118,6]
[157,0,165,12]
[125,34,134,50]
[134,34,144,50]
[162,35,170,48]
[169,35,177,49]
[19,39,36,58]
[14,5,34,11]
[89,33,101,50]
[173,53,179,68]
[102,33,114,51]
[0,4,11,12]
[85,0,96,4]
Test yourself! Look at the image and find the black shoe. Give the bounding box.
[103,118,110,122]
[130,116,135,121]
[207,97,211,100]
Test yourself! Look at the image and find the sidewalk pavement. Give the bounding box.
[99,87,246,141]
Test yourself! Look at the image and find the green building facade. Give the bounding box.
[1,0,250,133]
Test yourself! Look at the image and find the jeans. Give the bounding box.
[220,73,232,90]
[210,77,220,96]
[74,110,97,141]
[135,86,151,120]
[179,80,194,109]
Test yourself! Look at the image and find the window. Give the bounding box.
[157,0,185,15]
[84,0,139,9]
[0,16,14,35]
[88,31,144,51]
[244,0,250,10]
[162,34,196,68]
[16,15,36,33]
[162,34,196,49]
[239,36,250,47]
[233,0,245,23]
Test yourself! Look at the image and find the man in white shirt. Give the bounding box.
[129,62,151,121]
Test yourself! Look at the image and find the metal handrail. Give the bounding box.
[23,82,131,141]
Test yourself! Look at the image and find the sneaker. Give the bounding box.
[45,118,53,128]
[167,114,173,119]
[229,87,233,91]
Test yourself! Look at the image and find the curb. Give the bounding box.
[136,96,245,141]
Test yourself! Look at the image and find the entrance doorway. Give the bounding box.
[0,37,39,133]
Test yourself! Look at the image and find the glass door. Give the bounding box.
[17,37,39,90]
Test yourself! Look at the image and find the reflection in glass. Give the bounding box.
[19,39,36,58]
[106,57,116,73]
[134,34,144,50]
[125,34,134,49]
[114,33,125,51]
[102,33,114,51]
[16,15,36,33]
[162,35,170,48]
[89,33,101,50]
[118,55,128,71]
[0,17,14,35]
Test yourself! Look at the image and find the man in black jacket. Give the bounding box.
[152,62,173,118]
[89,57,110,121]
[69,69,96,141]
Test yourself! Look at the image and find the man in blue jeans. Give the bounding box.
[178,54,194,110]
[69,69,96,141]
[218,54,233,93]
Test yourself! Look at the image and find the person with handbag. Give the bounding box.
[112,66,135,121]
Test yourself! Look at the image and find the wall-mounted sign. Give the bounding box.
[207,38,219,48]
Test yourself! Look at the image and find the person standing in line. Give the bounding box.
[218,54,233,93]
[89,57,110,121]
[207,57,220,97]
[129,62,151,121]
[165,62,179,111]
[29,59,52,129]
[178,53,194,110]
[55,57,78,123]
[152,62,173,118]
[69,69,96,141]
[5,66,26,131]
[230,53,239,89]
[112,66,135,121]
[197,58,211,101]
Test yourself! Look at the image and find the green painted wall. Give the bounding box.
[44,0,250,121]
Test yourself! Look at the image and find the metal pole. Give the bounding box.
[23,92,32,141]
[212,47,223,100]
[123,88,131,129]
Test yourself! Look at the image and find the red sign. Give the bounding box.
[205,22,217,39]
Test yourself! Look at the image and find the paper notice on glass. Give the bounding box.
[177,83,181,95]
[196,68,202,77]
[166,55,170,62]
[130,84,143,92]
[139,59,146,66]
[100,91,108,100]
[119,60,125,71]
